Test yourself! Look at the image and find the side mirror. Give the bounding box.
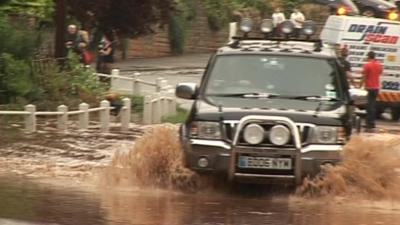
[176,83,198,100]
[349,88,367,107]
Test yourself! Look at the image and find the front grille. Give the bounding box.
[224,122,312,147]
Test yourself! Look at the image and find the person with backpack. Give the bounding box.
[65,24,92,65]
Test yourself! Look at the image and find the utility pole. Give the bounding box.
[54,0,66,58]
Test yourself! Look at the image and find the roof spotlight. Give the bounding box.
[240,18,253,34]
[260,19,273,33]
[302,20,317,36]
[281,20,294,35]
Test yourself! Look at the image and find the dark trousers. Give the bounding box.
[366,89,379,128]
[293,28,301,38]
[272,27,281,37]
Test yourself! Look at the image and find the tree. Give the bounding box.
[54,0,66,58]
[0,0,9,5]
[54,0,175,58]
[0,0,54,22]
[66,0,175,36]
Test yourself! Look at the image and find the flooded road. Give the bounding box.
[1,176,400,225]
[1,126,400,225]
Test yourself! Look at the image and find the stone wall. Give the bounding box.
[126,1,330,58]
[129,30,172,58]
[127,1,229,58]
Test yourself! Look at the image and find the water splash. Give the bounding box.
[102,125,209,192]
[297,134,400,200]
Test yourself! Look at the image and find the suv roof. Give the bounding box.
[217,39,337,58]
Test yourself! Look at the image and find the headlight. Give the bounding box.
[312,126,346,144]
[243,124,265,145]
[190,122,221,139]
[260,19,273,33]
[269,125,290,146]
[240,18,253,33]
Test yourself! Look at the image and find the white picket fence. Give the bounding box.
[143,93,177,124]
[0,99,132,133]
[1,70,179,133]
[97,69,178,124]
[98,69,172,96]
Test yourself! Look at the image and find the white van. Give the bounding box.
[321,15,400,120]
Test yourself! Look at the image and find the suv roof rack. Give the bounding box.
[228,36,323,52]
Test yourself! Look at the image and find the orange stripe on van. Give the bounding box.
[379,92,400,102]
[378,93,388,102]
[387,93,397,102]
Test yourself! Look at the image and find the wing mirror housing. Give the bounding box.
[176,83,198,100]
[349,88,367,107]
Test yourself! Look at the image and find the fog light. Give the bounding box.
[198,157,209,168]
[269,125,290,146]
[243,124,265,145]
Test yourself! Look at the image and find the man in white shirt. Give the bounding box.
[272,7,285,37]
[290,8,305,38]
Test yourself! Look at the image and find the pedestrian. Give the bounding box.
[272,7,286,37]
[65,24,90,64]
[96,32,115,75]
[360,51,383,132]
[290,7,305,38]
[338,47,354,86]
[65,24,78,52]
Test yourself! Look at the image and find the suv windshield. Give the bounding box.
[205,55,343,100]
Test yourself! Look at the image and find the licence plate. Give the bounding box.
[238,156,292,170]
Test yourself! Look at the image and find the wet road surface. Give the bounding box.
[1,176,400,225]
[1,126,400,225]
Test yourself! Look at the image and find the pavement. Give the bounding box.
[114,53,211,72]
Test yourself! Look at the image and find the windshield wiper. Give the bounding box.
[289,95,341,101]
[207,93,341,101]
[207,92,278,98]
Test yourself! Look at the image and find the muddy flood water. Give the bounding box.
[1,126,400,225]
